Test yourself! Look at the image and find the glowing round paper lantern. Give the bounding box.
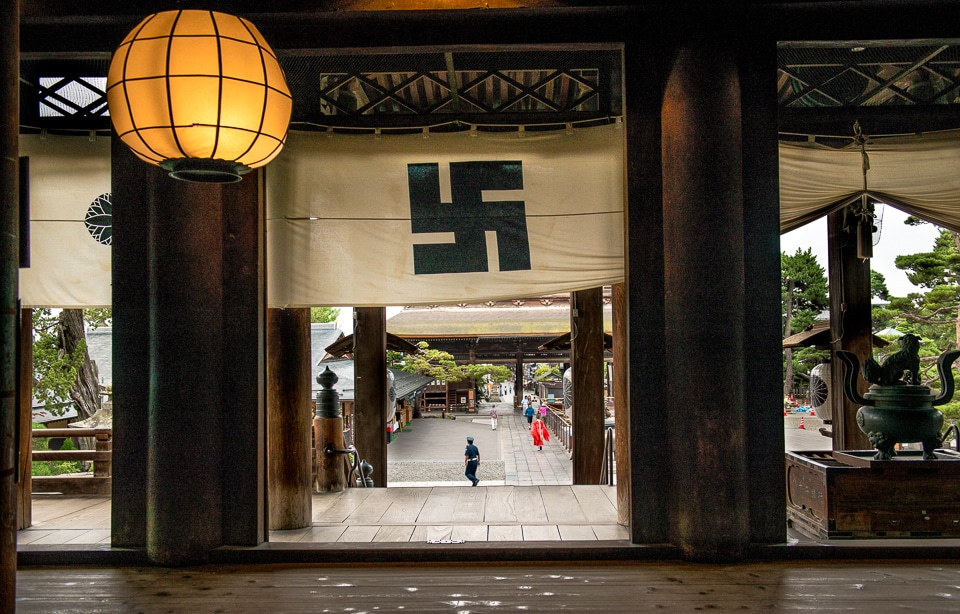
[106,10,292,183]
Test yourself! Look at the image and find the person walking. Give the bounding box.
[464,436,480,486]
[531,416,550,451]
[489,406,498,430]
[538,400,548,417]
[523,398,535,425]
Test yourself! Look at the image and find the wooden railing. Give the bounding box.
[31,427,112,495]
[544,408,572,453]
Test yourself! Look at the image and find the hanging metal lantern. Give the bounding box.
[106,10,292,183]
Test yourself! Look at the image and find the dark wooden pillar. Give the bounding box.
[571,287,604,485]
[267,308,312,530]
[18,309,32,530]
[624,39,670,545]
[661,40,750,561]
[354,307,387,486]
[612,283,630,525]
[828,208,873,451]
[739,36,787,545]
[147,177,225,565]
[0,2,19,607]
[515,349,523,408]
[220,170,267,546]
[110,139,151,549]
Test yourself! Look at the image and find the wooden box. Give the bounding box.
[786,450,960,539]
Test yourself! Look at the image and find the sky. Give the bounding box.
[780,205,943,298]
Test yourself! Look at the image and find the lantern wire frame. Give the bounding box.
[106,10,292,183]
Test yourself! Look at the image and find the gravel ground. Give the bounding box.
[387,460,505,483]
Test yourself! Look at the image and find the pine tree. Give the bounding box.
[781,248,829,397]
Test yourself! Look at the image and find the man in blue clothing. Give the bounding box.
[464,436,480,486]
[523,398,535,425]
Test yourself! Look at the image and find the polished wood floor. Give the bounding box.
[19,484,627,547]
[16,560,960,612]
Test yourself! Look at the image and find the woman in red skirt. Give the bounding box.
[530,416,550,451]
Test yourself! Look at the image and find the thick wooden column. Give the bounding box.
[612,283,630,525]
[624,40,670,545]
[267,308,312,530]
[18,309,32,530]
[220,170,267,546]
[0,2,19,607]
[515,350,523,408]
[571,287,604,484]
[661,40,750,561]
[354,307,387,486]
[110,140,152,548]
[739,36,787,545]
[147,177,225,565]
[828,209,873,452]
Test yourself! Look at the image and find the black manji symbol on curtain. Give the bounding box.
[408,161,531,275]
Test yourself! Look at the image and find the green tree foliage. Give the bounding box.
[781,248,829,395]
[311,306,341,323]
[32,308,109,419]
[387,341,512,384]
[886,228,960,383]
[533,364,561,381]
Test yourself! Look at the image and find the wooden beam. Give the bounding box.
[267,308,312,531]
[1,2,20,609]
[779,106,960,138]
[828,208,873,452]
[220,169,267,546]
[611,284,629,526]
[354,307,388,487]
[18,308,32,530]
[109,137,150,549]
[571,287,604,485]
[146,176,225,566]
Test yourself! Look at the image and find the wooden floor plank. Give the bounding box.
[269,527,315,543]
[337,525,380,543]
[312,488,375,523]
[410,525,453,541]
[298,526,348,543]
[522,525,562,541]
[540,486,589,523]
[513,486,548,523]
[63,529,111,544]
[415,487,461,523]
[24,485,627,547]
[372,525,415,542]
[30,529,89,545]
[451,524,488,542]
[342,488,396,523]
[452,487,486,523]
[570,485,618,522]
[592,524,630,540]
[558,524,597,541]
[488,524,524,541]
[378,487,431,523]
[16,529,56,545]
[601,484,619,508]
[483,486,518,522]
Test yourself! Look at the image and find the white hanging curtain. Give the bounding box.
[266,125,626,307]
[779,129,960,234]
[18,133,112,308]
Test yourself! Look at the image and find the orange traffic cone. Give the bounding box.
[798,416,806,430]
[784,408,787,416]
[809,408,816,417]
